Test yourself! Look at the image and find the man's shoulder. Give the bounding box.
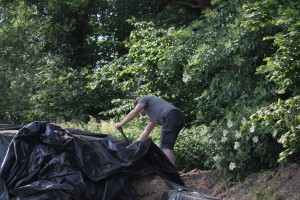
[139,95,158,104]
[139,95,151,102]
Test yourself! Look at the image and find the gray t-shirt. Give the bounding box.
[138,95,178,125]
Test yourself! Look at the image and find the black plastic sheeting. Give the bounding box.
[0,121,184,200]
[0,124,21,165]
[162,181,221,200]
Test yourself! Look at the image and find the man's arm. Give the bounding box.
[115,103,144,129]
[139,121,156,141]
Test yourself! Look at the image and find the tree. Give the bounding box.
[0,0,175,123]
[0,1,56,123]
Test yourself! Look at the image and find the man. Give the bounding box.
[115,95,185,166]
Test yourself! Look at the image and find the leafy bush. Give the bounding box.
[203,114,254,180]
[250,96,300,163]
[243,0,300,95]
[175,125,209,169]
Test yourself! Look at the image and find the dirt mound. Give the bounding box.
[131,174,221,200]
[177,163,300,200]
[216,163,300,200]
[131,175,172,200]
[180,169,217,195]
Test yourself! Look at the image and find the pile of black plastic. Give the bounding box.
[0,122,184,200]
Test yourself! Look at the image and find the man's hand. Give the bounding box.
[114,103,145,130]
[115,122,123,129]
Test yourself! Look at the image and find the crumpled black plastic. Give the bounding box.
[0,121,184,200]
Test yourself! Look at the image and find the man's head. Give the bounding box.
[134,98,140,107]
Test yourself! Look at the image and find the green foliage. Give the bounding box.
[96,19,190,118]
[175,125,209,169]
[243,0,300,95]
[0,1,55,123]
[204,115,250,180]
[29,66,122,123]
[30,67,91,122]
[0,0,173,123]
[187,0,300,180]
[250,96,300,163]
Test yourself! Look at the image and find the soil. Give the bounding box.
[132,175,173,200]
[132,162,300,200]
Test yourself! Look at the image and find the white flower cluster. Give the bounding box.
[213,154,220,162]
[252,136,259,143]
[234,142,240,150]
[221,129,229,143]
[223,129,228,136]
[221,136,228,143]
[241,117,247,126]
[229,162,236,170]
[235,131,242,138]
[227,119,233,128]
[250,123,256,133]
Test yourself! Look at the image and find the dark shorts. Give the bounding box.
[160,109,185,150]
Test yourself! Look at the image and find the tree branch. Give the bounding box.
[172,0,210,10]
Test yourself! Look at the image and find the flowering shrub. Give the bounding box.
[249,96,300,163]
[204,116,247,179]
[201,96,300,180]
[202,111,283,180]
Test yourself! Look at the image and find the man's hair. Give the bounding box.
[134,98,141,107]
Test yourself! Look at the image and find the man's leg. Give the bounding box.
[160,110,185,166]
[162,148,176,166]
